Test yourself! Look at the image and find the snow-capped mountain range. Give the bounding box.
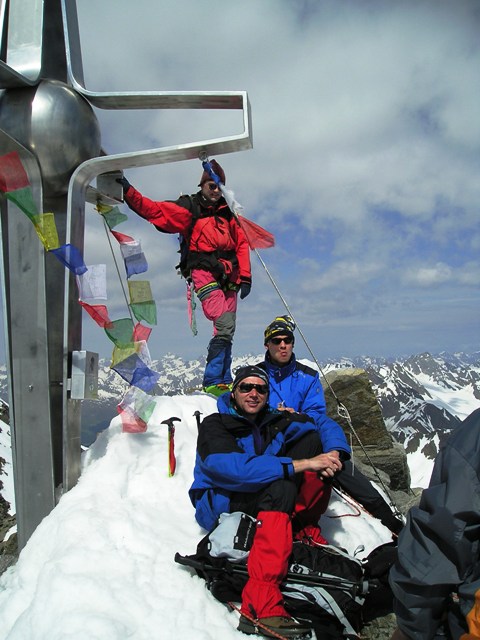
[1,350,479,457]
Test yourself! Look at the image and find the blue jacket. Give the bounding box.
[260,353,351,457]
[189,393,323,531]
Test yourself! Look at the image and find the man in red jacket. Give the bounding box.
[117,160,252,395]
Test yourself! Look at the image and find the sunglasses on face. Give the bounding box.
[270,336,294,345]
[237,383,268,395]
[206,182,220,192]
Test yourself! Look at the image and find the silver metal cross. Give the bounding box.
[0,0,252,548]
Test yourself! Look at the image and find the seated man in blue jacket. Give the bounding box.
[259,315,404,537]
[189,365,350,638]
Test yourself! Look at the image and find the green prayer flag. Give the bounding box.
[104,318,135,347]
[101,206,128,229]
[130,301,157,326]
[6,186,39,219]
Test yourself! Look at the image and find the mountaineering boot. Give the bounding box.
[238,614,312,638]
[293,471,331,546]
[202,383,232,397]
[239,511,312,637]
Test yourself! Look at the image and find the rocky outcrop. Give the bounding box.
[322,368,412,493]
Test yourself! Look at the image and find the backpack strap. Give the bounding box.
[174,194,201,279]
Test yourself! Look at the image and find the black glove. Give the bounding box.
[116,176,131,193]
[239,281,251,300]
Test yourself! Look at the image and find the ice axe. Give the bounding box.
[161,417,181,476]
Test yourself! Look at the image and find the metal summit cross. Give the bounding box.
[0,0,252,549]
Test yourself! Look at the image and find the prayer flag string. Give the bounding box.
[0,151,160,437]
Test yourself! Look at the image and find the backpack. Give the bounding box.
[174,195,201,280]
[175,513,397,639]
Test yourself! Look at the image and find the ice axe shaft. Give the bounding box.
[161,417,181,477]
[193,410,203,432]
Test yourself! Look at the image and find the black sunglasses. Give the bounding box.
[237,383,268,395]
[270,336,294,345]
[206,182,220,192]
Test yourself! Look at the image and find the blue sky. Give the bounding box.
[4,0,478,365]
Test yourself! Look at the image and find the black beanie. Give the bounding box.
[232,365,269,391]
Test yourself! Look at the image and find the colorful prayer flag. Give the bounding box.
[5,187,39,220]
[111,343,136,366]
[105,318,135,347]
[51,244,87,275]
[237,214,275,249]
[79,301,113,329]
[76,265,107,300]
[118,386,156,424]
[215,181,275,249]
[111,230,135,244]
[32,212,60,250]
[124,252,148,278]
[117,405,147,433]
[130,301,157,326]
[0,151,31,191]
[128,280,153,304]
[100,206,128,230]
[112,352,159,392]
[133,323,152,343]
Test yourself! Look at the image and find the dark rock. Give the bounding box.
[323,368,394,449]
[322,368,411,492]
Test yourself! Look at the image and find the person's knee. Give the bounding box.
[257,480,297,514]
[214,312,236,341]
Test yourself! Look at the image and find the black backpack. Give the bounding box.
[173,195,201,280]
[175,513,397,639]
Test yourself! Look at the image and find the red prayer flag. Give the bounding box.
[133,323,152,343]
[237,215,275,249]
[111,230,135,244]
[117,405,147,433]
[0,152,31,192]
[79,301,114,329]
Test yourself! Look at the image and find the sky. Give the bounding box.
[2,0,480,369]
[0,393,401,640]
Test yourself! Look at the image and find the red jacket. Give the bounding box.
[124,187,251,284]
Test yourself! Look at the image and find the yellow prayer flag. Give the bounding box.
[128,280,153,304]
[110,343,136,367]
[95,202,113,214]
[32,212,60,250]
